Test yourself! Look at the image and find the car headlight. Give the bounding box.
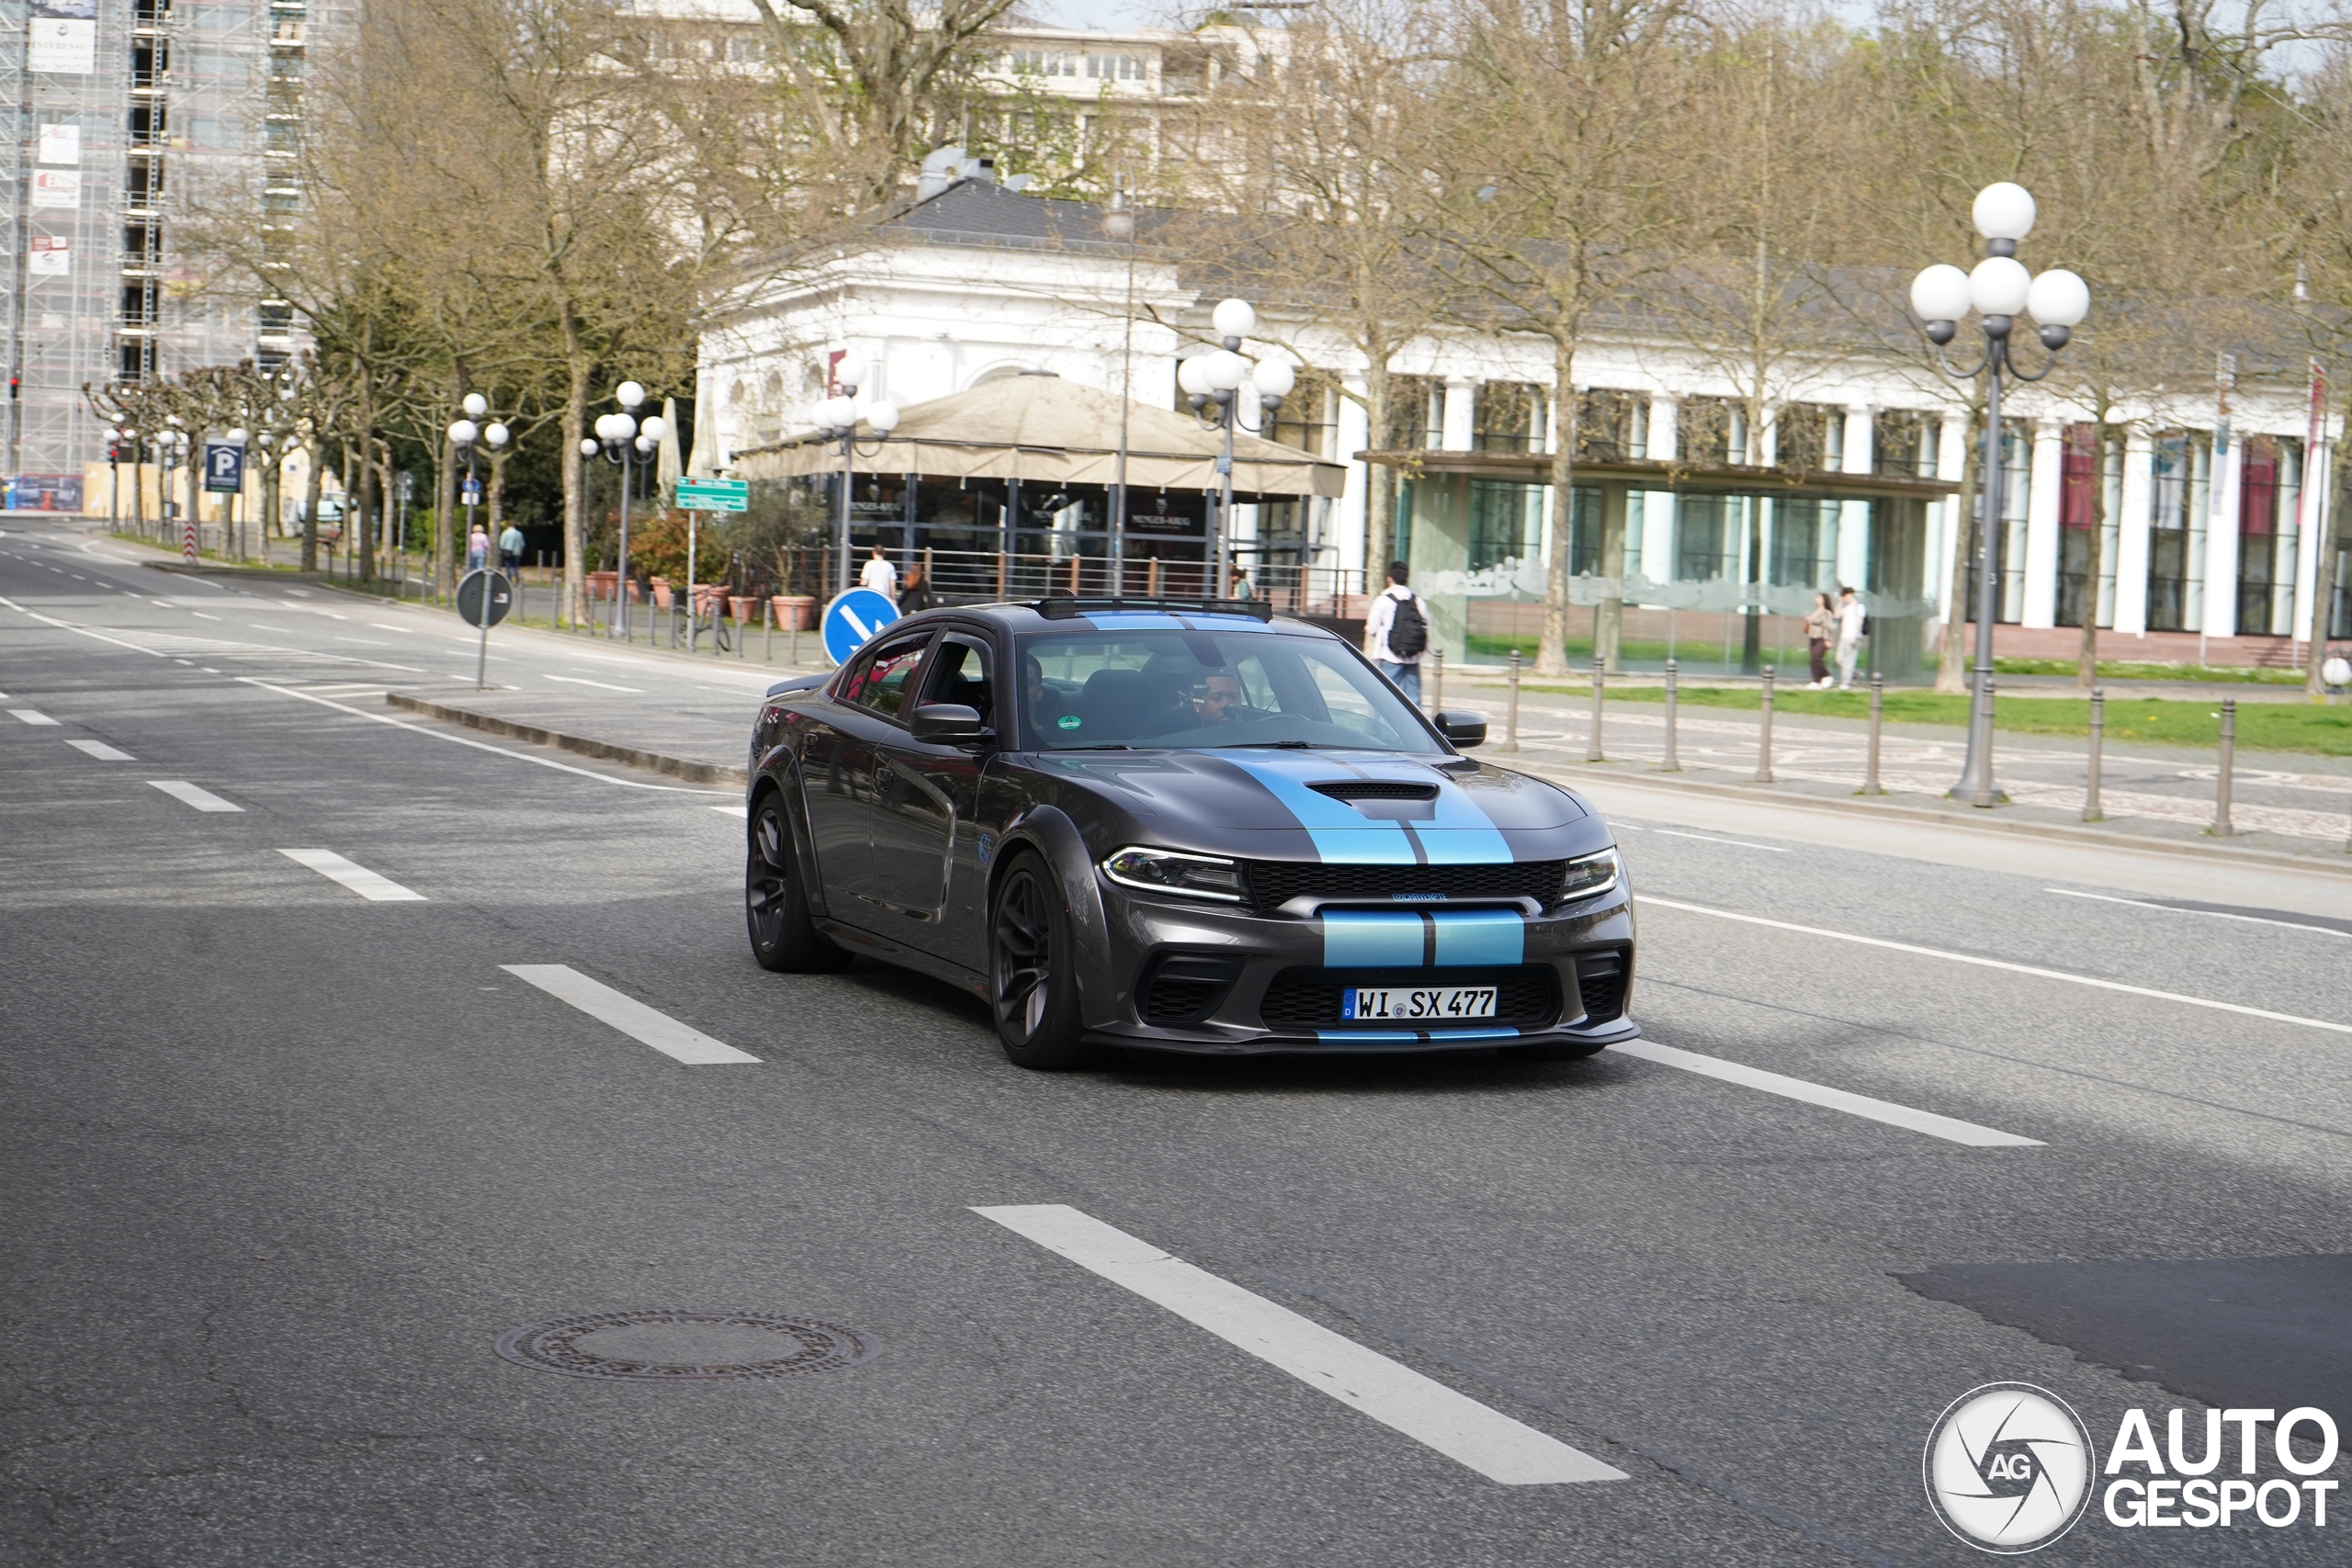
[1102,846,1245,902]
[1559,846,1623,902]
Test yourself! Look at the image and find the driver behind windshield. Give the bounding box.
[1195,669,1245,726]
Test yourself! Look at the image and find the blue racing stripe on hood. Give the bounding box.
[1222,756,1417,863]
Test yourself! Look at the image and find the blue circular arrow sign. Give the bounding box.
[821,588,900,666]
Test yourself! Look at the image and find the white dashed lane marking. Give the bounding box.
[1611,1040,2043,1146]
[501,964,761,1064]
[9,708,59,725]
[66,739,134,761]
[147,780,243,812]
[975,1204,1626,1485]
[277,849,426,902]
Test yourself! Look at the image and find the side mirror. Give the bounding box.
[910,703,988,744]
[1432,710,1487,749]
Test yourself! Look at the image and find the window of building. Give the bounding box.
[1774,404,1842,472]
[1679,397,1747,468]
[2055,423,2120,629]
[1473,382,1546,454]
[2146,429,2209,633]
[2237,434,2302,637]
[1004,48,1079,77]
[1467,480,1544,572]
[1994,420,2030,622]
[1768,498,1838,587]
[1086,52,1145,81]
[1573,389,1644,462]
[1263,370,1335,457]
[1379,375,1441,449]
[1873,410,1935,479]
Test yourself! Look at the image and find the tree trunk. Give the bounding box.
[130,448,145,539]
[1362,365,1394,626]
[300,442,322,571]
[2076,421,2110,687]
[1933,409,1983,694]
[1538,338,1577,675]
[434,428,458,601]
[488,450,508,534]
[355,323,377,583]
[561,350,593,627]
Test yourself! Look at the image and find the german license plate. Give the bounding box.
[1343,986,1498,1021]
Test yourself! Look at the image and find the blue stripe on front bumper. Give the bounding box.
[1321,910,1425,967]
[1430,908,1525,967]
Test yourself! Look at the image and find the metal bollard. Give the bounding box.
[1429,647,1443,711]
[764,606,774,663]
[1586,655,1605,762]
[1861,672,1885,795]
[790,616,800,666]
[1503,650,1521,752]
[2213,695,2235,837]
[1972,676,1999,809]
[1755,667,1776,784]
[2084,685,2105,822]
[1661,658,1680,772]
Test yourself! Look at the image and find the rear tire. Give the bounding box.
[746,790,851,973]
[989,852,1091,1069]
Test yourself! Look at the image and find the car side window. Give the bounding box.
[921,635,994,726]
[848,633,932,721]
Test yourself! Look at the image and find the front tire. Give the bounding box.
[989,852,1091,1069]
[746,790,850,973]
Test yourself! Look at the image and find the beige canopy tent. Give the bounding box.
[732,374,1347,499]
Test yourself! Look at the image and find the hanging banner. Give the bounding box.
[28,0,96,73]
[30,170,80,211]
[28,237,69,278]
[38,124,81,164]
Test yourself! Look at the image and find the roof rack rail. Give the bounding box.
[1031,595,1275,623]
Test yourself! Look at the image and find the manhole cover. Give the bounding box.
[495,1311,878,1382]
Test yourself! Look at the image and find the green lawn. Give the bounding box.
[1505,682,2352,755]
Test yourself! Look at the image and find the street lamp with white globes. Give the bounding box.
[448,404,512,680]
[1910,181,2090,808]
[578,380,665,639]
[810,353,900,596]
[1180,297,1289,598]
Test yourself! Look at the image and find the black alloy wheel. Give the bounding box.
[746,792,850,973]
[989,852,1089,1068]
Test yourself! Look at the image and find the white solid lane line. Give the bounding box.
[711,804,749,818]
[148,780,243,812]
[545,674,644,693]
[501,964,760,1064]
[10,708,59,725]
[66,739,134,761]
[975,1204,1624,1485]
[1641,896,2352,1038]
[2046,886,2352,940]
[1611,1040,2041,1147]
[1650,829,1789,853]
[277,848,426,902]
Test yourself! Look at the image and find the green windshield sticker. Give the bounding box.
[1057,714,1082,729]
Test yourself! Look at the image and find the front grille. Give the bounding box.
[1244,859,1566,913]
[1308,780,1439,802]
[1138,953,1242,1025]
[1260,965,1561,1031]
[1577,952,1627,1021]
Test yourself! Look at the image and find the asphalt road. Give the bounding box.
[6,521,2350,1566]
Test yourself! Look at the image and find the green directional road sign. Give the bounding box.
[676,478,750,513]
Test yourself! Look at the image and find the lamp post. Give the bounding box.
[811,353,900,596]
[1910,182,2089,807]
[449,400,512,683]
[1102,177,1138,572]
[1178,298,1291,598]
[578,381,662,639]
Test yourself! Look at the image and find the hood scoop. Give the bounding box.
[1309,780,1438,802]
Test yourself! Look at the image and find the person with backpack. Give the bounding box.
[1365,559,1432,706]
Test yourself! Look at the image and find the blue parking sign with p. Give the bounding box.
[202,441,245,493]
[822,588,899,666]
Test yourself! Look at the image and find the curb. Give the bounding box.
[1507,757,2352,878]
[384,693,749,787]
[141,558,338,585]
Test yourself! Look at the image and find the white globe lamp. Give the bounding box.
[1972,183,2037,242]
[2025,269,2090,327]
[1969,256,2032,316]
[1910,264,1973,322]
[1210,299,1256,341]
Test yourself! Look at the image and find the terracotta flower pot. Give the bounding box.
[772,594,815,630]
[650,577,674,610]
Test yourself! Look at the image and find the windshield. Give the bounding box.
[1015,628,1442,754]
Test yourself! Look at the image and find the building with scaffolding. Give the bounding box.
[3,0,316,512]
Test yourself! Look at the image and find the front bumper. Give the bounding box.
[1081,879,1638,1055]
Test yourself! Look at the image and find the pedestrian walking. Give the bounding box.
[467,525,490,571]
[1804,592,1835,688]
[1365,560,1431,706]
[899,567,939,614]
[859,546,899,602]
[497,522,525,577]
[1835,585,1867,690]
[1229,562,1256,600]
